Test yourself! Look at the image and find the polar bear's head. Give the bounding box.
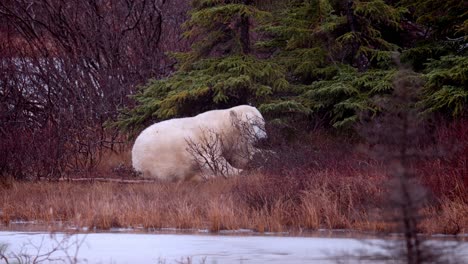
[229,105,267,142]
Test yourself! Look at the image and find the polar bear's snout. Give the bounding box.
[253,124,267,140]
[245,114,267,141]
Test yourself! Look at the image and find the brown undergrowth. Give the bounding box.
[0,172,383,232]
[0,122,467,235]
[0,165,466,234]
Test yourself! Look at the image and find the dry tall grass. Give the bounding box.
[1,168,465,234]
[1,121,466,235]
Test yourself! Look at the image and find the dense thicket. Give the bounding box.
[0,0,190,179]
[1,0,467,179]
[118,0,467,131]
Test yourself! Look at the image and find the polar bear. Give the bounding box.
[131,105,267,181]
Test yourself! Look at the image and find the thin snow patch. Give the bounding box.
[219,229,255,234]
[9,220,38,225]
[108,227,136,232]
[1,231,467,264]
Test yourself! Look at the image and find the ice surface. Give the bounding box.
[0,231,467,263]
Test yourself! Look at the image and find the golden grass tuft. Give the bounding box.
[1,165,464,235]
[0,136,466,235]
[421,197,468,234]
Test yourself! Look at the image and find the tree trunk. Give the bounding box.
[345,0,363,69]
[240,0,251,54]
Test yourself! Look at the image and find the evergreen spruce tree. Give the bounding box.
[116,0,290,130]
[420,55,468,117]
[116,0,467,131]
[259,0,405,127]
[399,0,467,117]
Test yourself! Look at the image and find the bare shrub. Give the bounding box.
[186,128,240,179]
[0,232,85,264]
[0,0,191,179]
[185,114,270,179]
[358,67,463,263]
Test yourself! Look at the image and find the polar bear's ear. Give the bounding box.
[229,110,240,125]
[229,110,238,119]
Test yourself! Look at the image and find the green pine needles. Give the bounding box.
[118,55,288,130]
[116,0,468,132]
[421,55,468,117]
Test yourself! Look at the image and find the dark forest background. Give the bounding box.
[1,0,467,179]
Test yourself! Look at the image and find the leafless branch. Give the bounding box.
[0,0,191,179]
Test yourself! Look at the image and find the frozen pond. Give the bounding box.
[1,231,467,263]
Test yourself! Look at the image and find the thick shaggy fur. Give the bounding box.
[132,105,267,181]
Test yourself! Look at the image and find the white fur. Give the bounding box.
[131,105,267,181]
